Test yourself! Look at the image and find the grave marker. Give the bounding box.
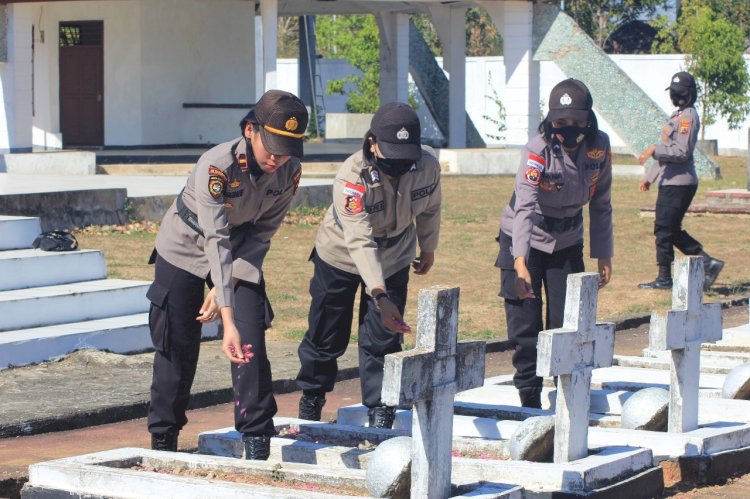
[537,273,615,463]
[381,285,485,499]
[649,256,723,432]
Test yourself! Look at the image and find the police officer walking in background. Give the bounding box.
[496,79,613,408]
[295,102,441,429]
[637,71,724,291]
[146,90,308,460]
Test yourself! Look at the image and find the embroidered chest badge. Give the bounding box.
[586,149,605,160]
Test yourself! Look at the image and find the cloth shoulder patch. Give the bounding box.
[525,167,541,185]
[208,165,227,199]
[342,181,365,215]
[679,119,691,135]
[526,153,546,172]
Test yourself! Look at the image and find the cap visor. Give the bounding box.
[547,108,589,123]
[667,84,690,92]
[259,128,304,159]
[376,140,422,161]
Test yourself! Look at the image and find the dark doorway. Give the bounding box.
[59,21,104,146]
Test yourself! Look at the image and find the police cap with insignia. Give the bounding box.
[239,90,309,159]
[547,78,593,123]
[369,102,422,161]
[666,71,696,92]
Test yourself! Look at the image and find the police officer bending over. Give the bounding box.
[496,79,613,408]
[295,102,441,428]
[146,90,308,460]
[637,71,724,291]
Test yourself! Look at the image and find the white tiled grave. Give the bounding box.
[198,417,653,496]
[23,442,523,499]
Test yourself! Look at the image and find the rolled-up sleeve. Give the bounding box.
[194,162,234,309]
[589,145,614,259]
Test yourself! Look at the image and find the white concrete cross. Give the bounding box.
[381,286,485,499]
[537,273,615,463]
[648,256,723,433]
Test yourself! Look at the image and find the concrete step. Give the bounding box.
[0,249,107,291]
[0,313,221,369]
[0,279,150,332]
[0,215,41,250]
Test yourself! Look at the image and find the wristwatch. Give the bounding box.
[373,291,390,308]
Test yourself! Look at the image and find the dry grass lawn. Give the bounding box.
[74,155,750,346]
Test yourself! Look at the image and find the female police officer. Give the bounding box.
[637,71,724,291]
[496,79,613,408]
[295,102,441,429]
[146,90,307,460]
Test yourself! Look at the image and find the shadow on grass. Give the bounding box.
[708,281,750,299]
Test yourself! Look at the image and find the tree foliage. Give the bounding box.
[703,0,750,50]
[412,8,503,57]
[563,0,669,48]
[654,0,750,135]
[316,14,381,113]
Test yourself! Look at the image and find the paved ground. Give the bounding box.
[1,304,749,498]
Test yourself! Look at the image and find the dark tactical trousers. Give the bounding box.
[497,232,585,390]
[654,185,702,266]
[296,251,408,408]
[147,255,276,436]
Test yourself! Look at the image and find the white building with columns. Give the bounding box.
[0,0,541,153]
[1,0,746,156]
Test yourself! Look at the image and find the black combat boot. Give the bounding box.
[151,428,178,452]
[298,392,326,421]
[518,387,542,409]
[368,406,396,429]
[700,251,724,290]
[243,434,271,461]
[638,265,673,290]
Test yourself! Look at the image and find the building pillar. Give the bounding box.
[480,0,539,146]
[376,12,409,105]
[259,0,277,92]
[1,4,32,152]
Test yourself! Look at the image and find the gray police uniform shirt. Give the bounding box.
[645,106,700,186]
[499,132,614,261]
[314,146,441,294]
[154,137,301,310]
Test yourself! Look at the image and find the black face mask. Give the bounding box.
[375,157,414,177]
[553,125,587,148]
[670,90,688,107]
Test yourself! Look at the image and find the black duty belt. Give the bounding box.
[332,209,408,248]
[374,228,409,248]
[533,210,583,233]
[176,190,205,237]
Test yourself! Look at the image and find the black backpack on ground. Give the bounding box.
[32,230,79,252]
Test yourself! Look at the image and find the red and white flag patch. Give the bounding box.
[526,153,546,172]
[342,182,365,214]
